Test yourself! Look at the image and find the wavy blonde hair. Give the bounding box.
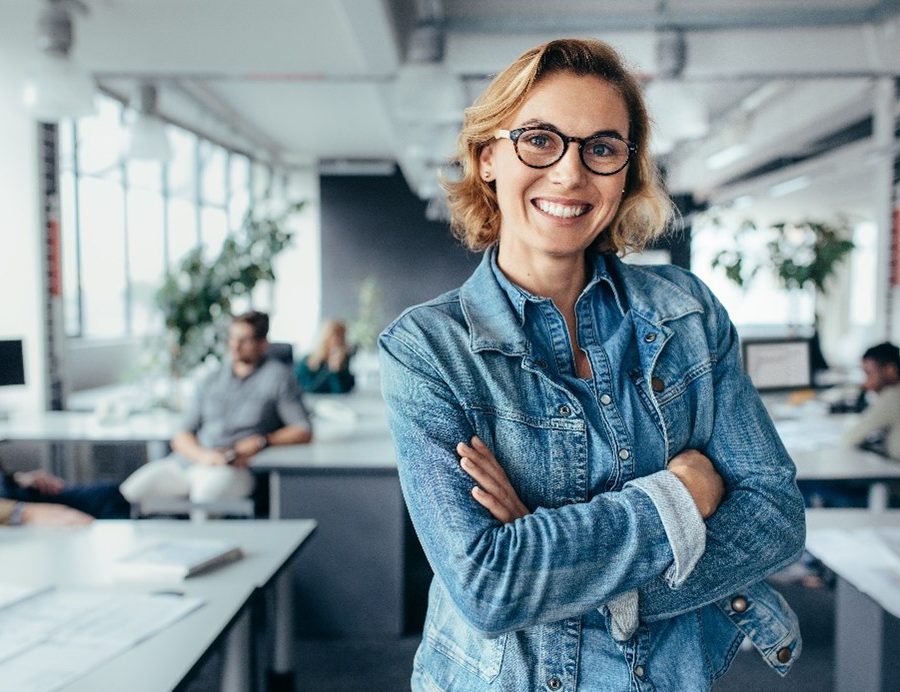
[445,38,674,254]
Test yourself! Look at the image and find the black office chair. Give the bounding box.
[266,342,294,366]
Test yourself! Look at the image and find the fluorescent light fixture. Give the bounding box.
[706,143,749,170]
[22,51,95,121]
[126,84,172,163]
[769,175,811,198]
[732,195,755,210]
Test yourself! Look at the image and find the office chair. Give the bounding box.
[266,342,294,366]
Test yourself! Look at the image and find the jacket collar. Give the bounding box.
[459,248,703,355]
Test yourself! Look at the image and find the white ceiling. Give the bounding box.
[1,0,898,220]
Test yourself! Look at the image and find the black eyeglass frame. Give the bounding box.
[495,125,637,176]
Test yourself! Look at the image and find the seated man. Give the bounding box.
[1,463,130,519]
[0,497,92,526]
[120,310,312,510]
[842,341,900,460]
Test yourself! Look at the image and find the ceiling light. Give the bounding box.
[706,144,749,170]
[126,83,172,163]
[22,0,95,120]
[769,175,811,198]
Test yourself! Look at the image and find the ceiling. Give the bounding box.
[1,0,898,221]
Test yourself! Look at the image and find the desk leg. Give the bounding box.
[222,608,252,692]
[868,482,889,511]
[269,568,295,692]
[269,471,282,520]
[834,576,900,691]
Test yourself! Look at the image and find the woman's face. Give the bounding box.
[480,71,631,267]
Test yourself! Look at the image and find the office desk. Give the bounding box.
[0,409,180,479]
[777,416,900,509]
[806,509,900,692]
[251,391,406,636]
[0,519,315,692]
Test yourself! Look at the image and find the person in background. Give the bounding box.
[0,497,92,526]
[380,38,804,690]
[842,341,900,459]
[120,310,312,510]
[1,459,130,519]
[295,319,355,394]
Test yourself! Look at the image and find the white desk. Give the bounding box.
[250,391,409,636]
[777,415,900,510]
[806,509,900,692]
[0,519,315,692]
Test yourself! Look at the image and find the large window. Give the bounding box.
[59,93,255,339]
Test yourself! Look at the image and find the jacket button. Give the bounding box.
[730,596,748,613]
[633,665,645,679]
[618,449,631,460]
[599,393,612,405]
[558,405,571,416]
[644,332,657,343]
[776,646,792,664]
[651,377,664,393]
[547,677,562,690]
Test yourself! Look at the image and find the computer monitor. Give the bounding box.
[0,339,25,387]
[742,338,813,392]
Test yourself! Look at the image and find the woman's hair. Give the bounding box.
[308,319,348,368]
[444,38,674,254]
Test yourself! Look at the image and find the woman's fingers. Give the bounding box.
[471,486,514,524]
[457,437,530,523]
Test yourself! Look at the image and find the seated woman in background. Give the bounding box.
[295,320,356,394]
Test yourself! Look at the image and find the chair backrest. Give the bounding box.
[267,342,294,366]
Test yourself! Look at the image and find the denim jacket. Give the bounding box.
[380,251,805,691]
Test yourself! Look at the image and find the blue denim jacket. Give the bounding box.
[380,251,805,691]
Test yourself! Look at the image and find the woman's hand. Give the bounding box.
[667,449,725,519]
[457,436,529,523]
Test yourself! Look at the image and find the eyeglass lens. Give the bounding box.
[513,129,630,175]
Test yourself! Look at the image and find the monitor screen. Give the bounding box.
[742,338,812,392]
[0,340,25,386]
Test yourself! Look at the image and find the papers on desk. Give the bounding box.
[113,538,243,581]
[0,587,203,692]
[807,527,900,619]
[774,418,846,452]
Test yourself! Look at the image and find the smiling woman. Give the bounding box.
[380,38,805,692]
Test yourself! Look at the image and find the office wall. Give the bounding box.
[0,34,46,413]
[320,172,480,336]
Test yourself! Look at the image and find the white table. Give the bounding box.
[805,509,900,692]
[250,391,408,636]
[0,519,315,692]
[777,415,900,510]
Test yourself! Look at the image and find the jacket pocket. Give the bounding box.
[424,581,508,683]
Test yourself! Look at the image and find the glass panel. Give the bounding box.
[59,120,75,172]
[201,207,229,259]
[78,176,127,337]
[167,126,197,199]
[76,96,125,180]
[850,222,876,327]
[167,197,199,268]
[126,189,166,335]
[127,159,164,192]
[200,141,227,206]
[60,169,80,337]
[228,154,251,230]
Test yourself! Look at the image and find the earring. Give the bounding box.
[482,170,493,181]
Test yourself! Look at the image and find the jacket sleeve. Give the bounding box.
[380,328,683,636]
[637,294,806,622]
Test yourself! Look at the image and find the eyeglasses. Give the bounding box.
[495,125,636,176]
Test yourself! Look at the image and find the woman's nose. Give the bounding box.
[549,143,586,186]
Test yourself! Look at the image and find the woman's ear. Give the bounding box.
[479,143,495,182]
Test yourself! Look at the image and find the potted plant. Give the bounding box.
[155,200,304,380]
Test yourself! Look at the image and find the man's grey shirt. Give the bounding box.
[181,356,311,449]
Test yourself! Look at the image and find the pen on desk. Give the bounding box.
[152,589,186,597]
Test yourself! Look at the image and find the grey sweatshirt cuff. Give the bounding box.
[626,470,706,588]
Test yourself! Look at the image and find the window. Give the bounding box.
[60,93,255,339]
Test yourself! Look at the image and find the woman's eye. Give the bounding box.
[587,140,614,157]
[524,134,551,149]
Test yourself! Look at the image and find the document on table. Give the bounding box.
[806,527,900,618]
[0,587,203,692]
[774,418,845,452]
